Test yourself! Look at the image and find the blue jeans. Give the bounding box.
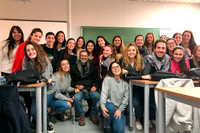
[99,102,125,133]
[49,95,71,113]
[74,91,100,117]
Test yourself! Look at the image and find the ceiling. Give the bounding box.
[128,0,200,4]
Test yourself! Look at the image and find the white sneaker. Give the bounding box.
[135,121,143,131]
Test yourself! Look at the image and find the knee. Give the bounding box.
[67,102,72,107]
[74,93,82,101]
[90,92,100,101]
[105,103,116,113]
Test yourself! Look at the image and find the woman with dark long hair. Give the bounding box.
[134,35,150,58]
[166,38,177,57]
[0,25,24,76]
[86,40,96,63]
[144,32,156,53]
[189,45,200,68]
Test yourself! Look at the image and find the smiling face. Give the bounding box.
[97,37,105,48]
[113,37,121,48]
[87,42,94,53]
[60,60,70,73]
[111,63,121,76]
[103,46,113,58]
[160,35,167,42]
[135,36,144,48]
[79,51,88,64]
[77,38,84,48]
[182,32,191,44]
[57,33,65,43]
[147,34,154,44]
[45,35,55,48]
[167,39,176,51]
[195,46,200,59]
[26,44,37,61]
[174,34,182,45]
[172,49,184,63]
[67,40,75,50]
[154,42,167,59]
[12,28,22,42]
[30,32,42,44]
[127,46,137,59]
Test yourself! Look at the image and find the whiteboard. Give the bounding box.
[0,19,67,44]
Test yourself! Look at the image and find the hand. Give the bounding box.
[185,48,192,57]
[91,86,97,92]
[113,110,121,119]
[122,69,128,75]
[67,98,74,103]
[102,107,109,118]
[48,79,52,84]
[99,54,103,60]
[142,75,151,80]
[74,88,80,93]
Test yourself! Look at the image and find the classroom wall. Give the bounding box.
[71,0,200,44]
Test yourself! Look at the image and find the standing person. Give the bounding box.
[93,36,109,66]
[59,38,76,65]
[53,31,66,72]
[189,45,200,68]
[97,44,116,87]
[160,35,167,42]
[0,25,24,77]
[111,36,125,62]
[173,33,182,46]
[71,49,100,126]
[144,32,156,53]
[121,43,150,130]
[134,35,150,58]
[11,28,43,73]
[99,61,129,133]
[86,40,96,63]
[23,42,56,133]
[143,39,170,125]
[181,30,197,58]
[170,46,190,74]
[74,37,85,61]
[166,38,177,57]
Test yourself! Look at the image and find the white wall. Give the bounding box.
[71,0,200,44]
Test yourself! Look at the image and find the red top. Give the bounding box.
[11,40,28,73]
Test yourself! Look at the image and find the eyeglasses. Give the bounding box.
[80,55,88,57]
[167,42,175,45]
[112,65,120,70]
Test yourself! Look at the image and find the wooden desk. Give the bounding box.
[155,87,200,133]
[18,82,47,133]
[128,80,199,133]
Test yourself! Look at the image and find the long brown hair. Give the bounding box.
[144,32,156,52]
[64,38,75,60]
[182,30,197,54]
[27,28,43,41]
[123,43,143,72]
[192,45,200,67]
[24,41,48,74]
[172,46,189,73]
[112,36,125,55]
[57,59,70,82]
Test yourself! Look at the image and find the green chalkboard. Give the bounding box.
[81,27,169,46]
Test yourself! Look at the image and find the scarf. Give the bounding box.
[77,60,90,78]
[143,52,170,72]
[99,56,111,79]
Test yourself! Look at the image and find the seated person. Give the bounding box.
[99,61,129,133]
[71,49,100,126]
[189,45,200,68]
[143,39,170,123]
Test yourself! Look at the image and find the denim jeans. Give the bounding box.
[74,91,100,117]
[99,102,125,133]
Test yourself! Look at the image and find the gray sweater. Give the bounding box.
[100,76,129,113]
[54,72,74,100]
[22,57,56,94]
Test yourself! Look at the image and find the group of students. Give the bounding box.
[1,25,200,133]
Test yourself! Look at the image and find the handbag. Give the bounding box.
[152,71,187,81]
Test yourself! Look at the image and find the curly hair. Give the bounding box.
[24,41,48,74]
[123,43,143,72]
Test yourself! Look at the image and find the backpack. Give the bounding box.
[187,68,200,80]
[6,70,47,86]
[152,71,187,81]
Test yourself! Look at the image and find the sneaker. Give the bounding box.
[135,120,143,131]
[79,116,85,126]
[47,124,54,133]
[49,115,57,124]
[90,115,99,125]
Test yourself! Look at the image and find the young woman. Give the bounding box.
[166,38,177,57]
[86,40,96,63]
[122,43,150,130]
[74,37,85,60]
[189,45,200,68]
[160,35,167,42]
[93,36,109,65]
[170,46,190,74]
[50,59,75,122]
[23,41,56,132]
[144,32,156,53]
[173,32,182,46]
[11,28,43,73]
[60,38,76,65]
[97,44,116,87]
[181,30,197,58]
[134,35,150,58]
[0,25,24,77]
[99,61,129,133]
[111,36,125,62]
